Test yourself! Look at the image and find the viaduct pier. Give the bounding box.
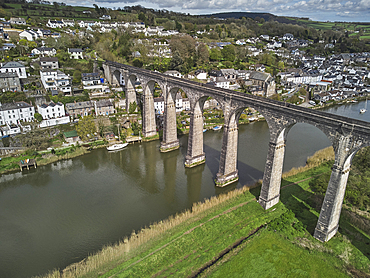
[103,61,370,242]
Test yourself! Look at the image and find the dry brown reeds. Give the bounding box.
[282,147,334,178]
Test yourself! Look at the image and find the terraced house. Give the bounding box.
[65,101,95,118]
[0,101,35,125]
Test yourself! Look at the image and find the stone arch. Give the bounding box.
[124,73,139,112]
[112,69,122,87]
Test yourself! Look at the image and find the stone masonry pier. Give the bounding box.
[103,61,370,242]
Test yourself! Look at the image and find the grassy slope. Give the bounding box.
[208,231,348,278]
[53,160,369,278]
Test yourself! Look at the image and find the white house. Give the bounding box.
[164,70,182,78]
[0,101,35,126]
[68,48,83,59]
[40,57,59,70]
[77,20,96,28]
[62,19,75,27]
[40,69,72,94]
[0,61,27,79]
[99,15,111,20]
[37,101,69,127]
[31,47,56,56]
[154,93,184,114]
[9,17,26,25]
[46,19,64,29]
[283,33,294,41]
[19,30,38,41]
[37,101,65,119]
[214,76,230,89]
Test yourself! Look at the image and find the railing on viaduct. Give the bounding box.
[103,61,370,242]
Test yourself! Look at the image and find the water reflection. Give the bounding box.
[185,163,204,206]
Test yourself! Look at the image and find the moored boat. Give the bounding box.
[107,143,128,151]
[212,125,222,131]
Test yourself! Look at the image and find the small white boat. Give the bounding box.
[360,99,367,114]
[212,125,222,131]
[203,129,207,132]
[107,143,128,151]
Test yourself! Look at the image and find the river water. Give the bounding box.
[0,101,369,278]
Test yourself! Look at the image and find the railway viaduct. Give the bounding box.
[103,61,370,242]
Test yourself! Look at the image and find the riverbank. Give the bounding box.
[38,147,370,278]
[0,140,107,175]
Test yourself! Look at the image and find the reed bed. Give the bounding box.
[37,147,335,278]
[282,147,334,178]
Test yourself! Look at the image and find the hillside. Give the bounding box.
[203,12,302,24]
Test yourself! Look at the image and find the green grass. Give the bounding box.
[208,231,348,278]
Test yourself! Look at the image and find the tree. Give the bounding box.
[34,112,43,122]
[197,43,209,65]
[129,101,137,114]
[209,48,221,61]
[98,118,105,137]
[132,58,143,68]
[169,51,183,72]
[221,45,235,62]
[73,70,82,85]
[76,116,96,141]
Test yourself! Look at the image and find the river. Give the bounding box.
[0,100,369,278]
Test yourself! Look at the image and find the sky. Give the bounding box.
[62,0,370,22]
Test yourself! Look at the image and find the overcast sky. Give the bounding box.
[64,0,370,22]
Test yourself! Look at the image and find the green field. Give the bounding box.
[208,231,348,278]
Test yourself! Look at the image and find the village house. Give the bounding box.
[40,57,59,70]
[0,61,27,79]
[62,19,75,27]
[46,19,64,29]
[249,71,276,97]
[94,99,114,116]
[0,101,35,126]
[164,70,182,78]
[154,93,184,114]
[31,47,56,57]
[82,72,100,86]
[9,17,26,25]
[65,101,95,118]
[0,72,21,92]
[19,30,38,41]
[283,33,294,40]
[40,69,71,95]
[220,69,237,82]
[37,101,65,119]
[68,48,83,59]
[207,76,230,89]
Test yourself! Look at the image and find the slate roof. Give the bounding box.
[68,48,83,53]
[40,57,58,62]
[66,101,94,109]
[0,101,32,111]
[1,61,25,68]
